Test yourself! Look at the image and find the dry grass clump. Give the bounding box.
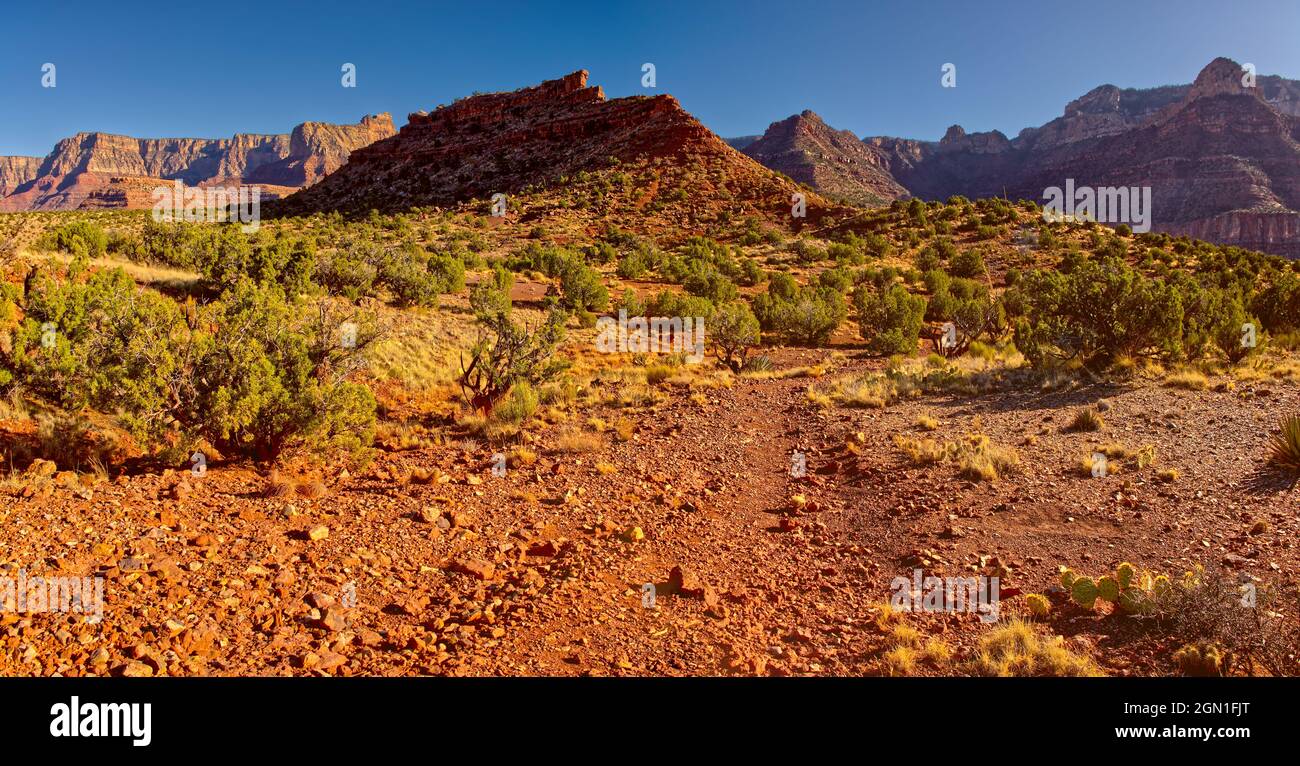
[1079,443,1157,476]
[408,466,438,484]
[1164,369,1209,390]
[881,645,918,676]
[967,619,1103,677]
[894,432,1019,481]
[834,376,897,408]
[741,356,836,380]
[264,470,295,498]
[538,378,580,407]
[264,470,328,499]
[915,413,940,431]
[877,615,951,675]
[551,429,603,453]
[1067,407,1105,432]
[507,446,538,467]
[893,435,947,465]
[295,479,328,499]
[375,420,444,452]
[644,364,676,385]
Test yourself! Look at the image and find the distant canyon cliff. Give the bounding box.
[0,114,395,212]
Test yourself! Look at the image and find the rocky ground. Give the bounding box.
[2,348,1295,677]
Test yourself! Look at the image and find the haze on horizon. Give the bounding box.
[2,0,1299,156]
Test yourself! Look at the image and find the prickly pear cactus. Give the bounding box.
[1025,593,1050,619]
[1071,576,1099,608]
[1097,576,1119,603]
[1118,587,1152,615]
[1116,562,1136,589]
[1059,567,1076,589]
[1153,574,1172,596]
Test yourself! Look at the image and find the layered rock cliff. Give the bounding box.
[0,156,41,196]
[0,114,395,212]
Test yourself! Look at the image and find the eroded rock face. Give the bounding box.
[0,114,395,211]
[0,156,41,196]
[741,111,908,206]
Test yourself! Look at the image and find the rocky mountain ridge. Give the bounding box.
[747,58,1300,256]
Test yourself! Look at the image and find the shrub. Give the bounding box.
[1010,256,1183,368]
[10,268,377,460]
[949,248,987,278]
[459,307,569,415]
[379,247,441,307]
[188,284,378,460]
[427,250,467,294]
[708,301,761,371]
[762,287,846,346]
[817,267,854,294]
[38,221,108,260]
[616,246,653,279]
[854,284,926,356]
[316,243,379,301]
[559,262,609,313]
[612,288,645,317]
[682,268,738,304]
[470,275,513,322]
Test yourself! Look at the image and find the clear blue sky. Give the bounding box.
[3,0,1298,157]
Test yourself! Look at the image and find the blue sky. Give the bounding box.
[3,0,1298,157]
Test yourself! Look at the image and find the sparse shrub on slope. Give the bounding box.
[754,285,846,346]
[1009,256,1183,369]
[315,239,379,301]
[948,248,987,278]
[559,260,609,314]
[459,304,569,416]
[378,244,442,307]
[854,283,926,356]
[708,301,760,371]
[8,267,377,461]
[1251,269,1300,335]
[187,281,378,460]
[36,220,108,260]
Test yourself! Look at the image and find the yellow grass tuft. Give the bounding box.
[967,619,1103,677]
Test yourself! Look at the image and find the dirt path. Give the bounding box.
[477,359,887,676]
